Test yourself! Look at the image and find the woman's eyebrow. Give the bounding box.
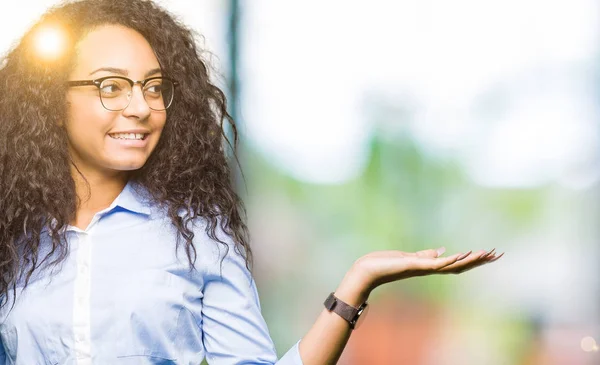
[88,67,162,78]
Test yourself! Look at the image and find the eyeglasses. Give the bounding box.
[66,76,179,111]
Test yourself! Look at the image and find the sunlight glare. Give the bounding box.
[34,25,66,60]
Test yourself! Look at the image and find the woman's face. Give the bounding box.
[65,24,167,178]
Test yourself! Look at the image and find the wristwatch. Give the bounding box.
[323,292,368,330]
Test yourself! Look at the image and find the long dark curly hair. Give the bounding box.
[0,0,252,308]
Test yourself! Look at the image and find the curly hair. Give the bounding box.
[0,0,252,309]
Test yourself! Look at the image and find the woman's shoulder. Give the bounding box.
[130,182,248,268]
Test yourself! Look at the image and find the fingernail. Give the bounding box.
[481,248,496,258]
[436,247,446,256]
[492,252,505,260]
[457,251,472,260]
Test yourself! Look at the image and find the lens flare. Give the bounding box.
[581,336,598,352]
[34,25,66,61]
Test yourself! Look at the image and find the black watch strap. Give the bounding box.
[323,292,368,329]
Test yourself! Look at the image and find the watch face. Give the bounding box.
[353,303,370,330]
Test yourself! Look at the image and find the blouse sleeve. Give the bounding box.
[200,230,304,365]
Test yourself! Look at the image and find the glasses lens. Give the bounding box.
[99,78,130,111]
[144,78,174,111]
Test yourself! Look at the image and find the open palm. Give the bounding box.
[354,248,503,290]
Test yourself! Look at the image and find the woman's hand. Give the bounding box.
[305,249,503,364]
[345,248,503,302]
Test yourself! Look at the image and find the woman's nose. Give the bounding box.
[123,83,151,118]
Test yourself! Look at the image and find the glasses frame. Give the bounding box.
[66,75,179,111]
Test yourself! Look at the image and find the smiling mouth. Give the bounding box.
[108,133,149,141]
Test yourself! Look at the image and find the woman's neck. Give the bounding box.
[70,165,130,229]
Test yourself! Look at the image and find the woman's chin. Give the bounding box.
[108,160,148,172]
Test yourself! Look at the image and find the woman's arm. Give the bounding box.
[297,248,502,365]
[297,266,370,365]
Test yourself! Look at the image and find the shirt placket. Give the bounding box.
[72,217,102,365]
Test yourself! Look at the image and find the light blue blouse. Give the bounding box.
[0,180,304,364]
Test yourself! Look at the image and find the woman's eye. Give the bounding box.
[146,85,162,93]
[101,84,121,93]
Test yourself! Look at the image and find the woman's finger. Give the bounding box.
[481,248,496,259]
[415,247,446,259]
[435,250,490,272]
[486,252,504,262]
[439,251,503,274]
[408,252,466,271]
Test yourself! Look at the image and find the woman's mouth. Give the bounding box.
[107,133,150,147]
[108,133,149,141]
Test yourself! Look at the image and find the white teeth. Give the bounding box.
[109,133,146,140]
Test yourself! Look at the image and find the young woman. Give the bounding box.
[0,0,502,364]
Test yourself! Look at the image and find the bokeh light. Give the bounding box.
[33,25,66,60]
[581,336,598,352]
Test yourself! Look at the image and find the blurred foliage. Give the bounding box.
[243,129,547,300]
[237,116,556,362]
